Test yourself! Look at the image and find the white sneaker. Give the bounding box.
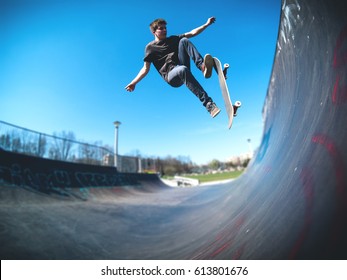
[203,54,213,78]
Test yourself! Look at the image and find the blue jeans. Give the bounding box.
[167,38,212,107]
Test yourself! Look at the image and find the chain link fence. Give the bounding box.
[0,121,163,173]
[0,120,115,166]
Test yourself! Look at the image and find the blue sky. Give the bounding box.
[0,0,281,165]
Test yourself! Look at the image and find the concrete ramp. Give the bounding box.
[1,0,347,259]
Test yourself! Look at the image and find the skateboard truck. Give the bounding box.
[223,63,229,79]
[233,101,242,116]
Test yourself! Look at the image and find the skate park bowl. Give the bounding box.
[1,0,347,259]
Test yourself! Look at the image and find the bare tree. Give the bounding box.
[51,131,76,160]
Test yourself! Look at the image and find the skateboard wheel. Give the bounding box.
[234,101,242,107]
[223,63,229,69]
[233,102,241,117]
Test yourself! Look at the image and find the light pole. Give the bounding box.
[113,121,121,169]
[247,138,253,157]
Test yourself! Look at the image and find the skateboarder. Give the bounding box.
[125,17,221,118]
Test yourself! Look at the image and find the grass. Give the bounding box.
[185,170,244,183]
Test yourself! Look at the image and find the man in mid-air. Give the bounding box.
[125,17,221,118]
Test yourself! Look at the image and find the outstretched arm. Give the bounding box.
[184,17,216,39]
[125,61,151,92]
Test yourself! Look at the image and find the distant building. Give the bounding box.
[226,152,253,167]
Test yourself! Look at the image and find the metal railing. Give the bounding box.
[0,120,114,166]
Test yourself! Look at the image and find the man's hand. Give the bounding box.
[206,17,216,26]
[125,83,136,92]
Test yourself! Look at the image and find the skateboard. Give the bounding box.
[213,57,241,129]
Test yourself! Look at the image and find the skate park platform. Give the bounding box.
[1,0,347,259]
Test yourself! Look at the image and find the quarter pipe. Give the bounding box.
[1,0,347,259]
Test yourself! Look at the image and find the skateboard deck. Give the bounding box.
[213,57,241,129]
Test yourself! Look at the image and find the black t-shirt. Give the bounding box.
[144,35,185,82]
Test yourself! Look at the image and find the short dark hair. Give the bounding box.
[149,18,167,33]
